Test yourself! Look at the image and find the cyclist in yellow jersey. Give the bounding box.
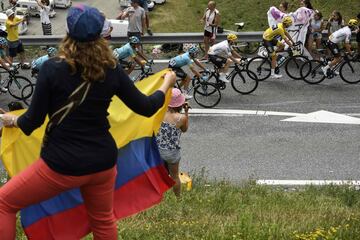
[263,16,295,78]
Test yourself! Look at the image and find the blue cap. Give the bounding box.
[66,4,105,42]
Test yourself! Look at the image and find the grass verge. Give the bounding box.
[6,170,360,239]
[150,0,360,32]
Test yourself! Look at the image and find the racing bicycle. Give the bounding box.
[300,51,360,84]
[131,59,154,82]
[0,63,34,101]
[199,58,259,95]
[175,72,221,108]
[246,42,307,81]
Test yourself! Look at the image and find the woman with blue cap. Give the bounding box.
[0,4,176,239]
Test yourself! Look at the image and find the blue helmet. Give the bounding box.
[0,37,8,48]
[188,46,199,56]
[129,36,140,45]
[47,47,57,57]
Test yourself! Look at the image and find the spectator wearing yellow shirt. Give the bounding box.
[5,9,30,69]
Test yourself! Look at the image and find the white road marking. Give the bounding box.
[189,108,304,117]
[189,109,360,125]
[282,110,360,125]
[257,180,360,186]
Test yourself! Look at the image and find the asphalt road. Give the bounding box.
[1,61,360,183]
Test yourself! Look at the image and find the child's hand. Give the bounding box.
[183,102,191,112]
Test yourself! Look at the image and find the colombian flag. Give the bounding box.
[0,69,174,239]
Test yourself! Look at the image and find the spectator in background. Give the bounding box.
[37,0,52,35]
[200,1,220,60]
[327,10,344,35]
[156,88,189,198]
[36,0,51,35]
[121,0,146,41]
[101,12,113,40]
[139,0,152,36]
[5,9,30,69]
[300,0,313,10]
[308,10,324,53]
[279,1,289,13]
[9,0,17,8]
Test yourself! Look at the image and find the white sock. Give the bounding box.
[271,69,275,75]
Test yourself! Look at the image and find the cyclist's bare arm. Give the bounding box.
[229,55,241,64]
[284,38,293,48]
[230,50,242,62]
[193,59,207,71]
[189,65,201,78]
[137,51,148,63]
[284,32,295,45]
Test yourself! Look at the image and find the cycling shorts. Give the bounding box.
[263,39,282,55]
[169,66,187,79]
[327,40,341,57]
[208,55,227,68]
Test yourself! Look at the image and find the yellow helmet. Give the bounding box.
[227,33,238,41]
[348,19,359,27]
[282,16,293,26]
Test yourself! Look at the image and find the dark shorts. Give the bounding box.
[263,39,280,54]
[8,40,24,58]
[357,31,360,43]
[327,40,341,57]
[204,30,214,38]
[208,54,227,68]
[169,66,187,79]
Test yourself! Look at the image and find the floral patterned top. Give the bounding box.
[156,120,182,150]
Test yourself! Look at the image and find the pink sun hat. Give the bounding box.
[168,88,185,108]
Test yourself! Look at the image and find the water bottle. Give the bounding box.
[277,55,286,66]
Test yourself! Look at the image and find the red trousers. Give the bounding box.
[0,159,118,240]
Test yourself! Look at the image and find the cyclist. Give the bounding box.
[0,37,13,93]
[263,16,295,79]
[321,19,358,77]
[207,33,243,83]
[168,45,207,99]
[113,36,149,75]
[31,47,57,77]
[0,37,12,71]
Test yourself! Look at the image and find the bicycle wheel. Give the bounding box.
[7,76,34,100]
[285,55,308,80]
[246,57,271,81]
[339,60,360,84]
[231,70,258,94]
[300,60,326,84]
[22,83,35,106]
[194,83,221,108]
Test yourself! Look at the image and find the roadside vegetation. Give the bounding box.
[5,171,359,240]
[150,0,360,32]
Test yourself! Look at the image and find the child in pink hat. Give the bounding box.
[156,88,190,197]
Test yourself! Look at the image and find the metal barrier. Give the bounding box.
[19,31,355,46]
[20,32,265,46]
